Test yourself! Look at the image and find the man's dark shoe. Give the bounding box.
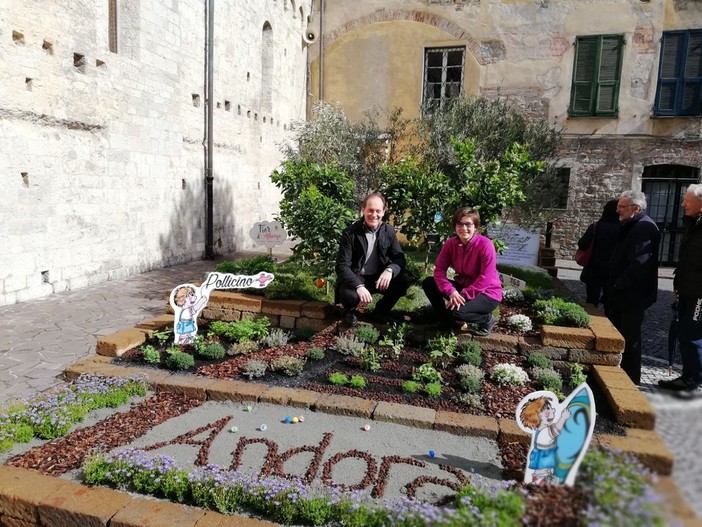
[672,384,702,400]
[344,310,358,327]
[472,314,497,337]
[658,376,694,391]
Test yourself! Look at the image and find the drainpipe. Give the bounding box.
[204,0,215,259]
[318,0,324,102]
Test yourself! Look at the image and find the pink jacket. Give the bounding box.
[433,234,503,302]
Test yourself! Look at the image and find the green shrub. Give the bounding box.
[241,359,268,379]
[142,345,161,364]
[293,327,317,341]
[328,372,349,385]
[215,255,277,275]
[453,483,526,527]
[402,380,421,393]
[454,392,483,409]
[262,328,290,348]
[333,334,365,357]
[165,350,195,371]
[531,367,563,392]
[359,346,382,372]
[570,362,588,387]
[425,382,442,397]
[457,340,482,366]
[526,352,552,370]
[413,363,442,384]
[427,333,458,367]
[197,342,226,360]
[208,317,271,342]
[349,375,367,389]
[535,297,590,328]
[12,423,34,443]
[353,326,380,344]
[305,347,325,361]
[270,355,306,376]
[455,364,484,394]
[262,270,330,302]
[227,340,259,356]
[490,363,529,387]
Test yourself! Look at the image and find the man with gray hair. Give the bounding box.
[659,183,702,399]
[605,190,660,385]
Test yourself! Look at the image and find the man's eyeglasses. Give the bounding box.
[456,222,474,228]
[616,204,635,210]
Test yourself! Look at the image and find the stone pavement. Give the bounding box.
[0,254,700,519]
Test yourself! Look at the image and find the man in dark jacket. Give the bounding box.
[335,192,411,325]
[659,183,702,399]
[605,190,660,385]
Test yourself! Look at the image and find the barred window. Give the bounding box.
[422,47,465,114]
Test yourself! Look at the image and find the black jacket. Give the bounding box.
[335,220,406,297]
[674,214,702,297]
[607,212,660,310]
[578,217,621,285]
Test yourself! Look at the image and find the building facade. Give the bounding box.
[307,0,702,263]
[1,0,312,305]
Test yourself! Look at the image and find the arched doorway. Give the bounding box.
[643,164,700,267]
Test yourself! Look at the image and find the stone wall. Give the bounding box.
[0,0,311,305]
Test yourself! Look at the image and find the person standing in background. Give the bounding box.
[659,183,702,399]
[605,190,660,385]
[577,200,620,307]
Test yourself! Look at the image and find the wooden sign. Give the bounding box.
[250,220,287,248]
[498,272,527,290]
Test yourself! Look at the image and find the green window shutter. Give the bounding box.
[570,37,597,115]
[595,36,623,114]
[570,35,622,116]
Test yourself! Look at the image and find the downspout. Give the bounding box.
[318,0,324,102]
[204,0,215,259]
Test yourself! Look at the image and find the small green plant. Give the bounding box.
[402,380,421,393]
[455,364,485,394]
[453,481,526,527]
[349,375,367,389]
[457,340,482,366]
[378,322,409,359]
[227,340,259,356]
[293,327,317,341]
[424,381,442,397]
[327,372,349,385]
[208,317,271,342]
[569,362,588,387]
[197,342,226,360]
[531,367,563,393]
[454,392,483,409]
[535,297,590,328]
[501,287,525,303]
[359,346,382,372]
[305,347,325,361]
[241,359,268,379]
[141,344,161,364]
[526,352,553,370]
[412,363,442,384]
[490,363,529,387]
[270,355,305,376]
[165,350,195,370]
[215,254,276,275]
[506,314,533,332]
[427,333,458,368]
[262,328,290,348]
[353,325,380,344]
[333,334,365,357]
[152,329,173,346]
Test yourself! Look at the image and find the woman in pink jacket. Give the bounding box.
[422,207,502,335]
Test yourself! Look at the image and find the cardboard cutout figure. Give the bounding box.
[169,271,275,345]
[515,383,595,486]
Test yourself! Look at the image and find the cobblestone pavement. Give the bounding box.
[0,255,699,518]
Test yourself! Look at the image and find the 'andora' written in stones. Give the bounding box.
[140,418,467,502]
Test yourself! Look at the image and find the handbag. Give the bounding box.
[575,223,596,266]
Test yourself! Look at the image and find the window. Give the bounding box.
[568,35,624,117]
[546,168,570,209]
[422,47,465,113]
[654,30,702,116]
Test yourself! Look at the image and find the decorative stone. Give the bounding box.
[284,416,292,423]
[259,424,267,431]
[244,405,252,412]
[363,424,370,431]
[298,415,305,422]
[229,426,238,433]
[429,450,436,458]
[292,416,299,423]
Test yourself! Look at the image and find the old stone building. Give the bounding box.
[306,0,702,264]
[1,0,312,305]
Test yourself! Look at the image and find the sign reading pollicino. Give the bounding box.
[169,271,274,345]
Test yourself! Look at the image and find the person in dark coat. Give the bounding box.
[577,199,620,306]
[659,183,702,399]
[605,190,660,385]
[335,192,411,325]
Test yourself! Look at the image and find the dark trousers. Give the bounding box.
[678,295,702,386]
[607,306,645,385]
[422,277,498,325]
[337,271,411,315]
[585,280,605,306]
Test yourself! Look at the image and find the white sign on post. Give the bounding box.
[488,223,541,266]
[250,220,287,249]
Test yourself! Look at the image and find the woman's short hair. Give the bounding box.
[451,207,481,229]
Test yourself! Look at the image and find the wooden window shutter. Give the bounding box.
[595,36,623,114]
[682,32,702,114]
[570,37,598,115]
